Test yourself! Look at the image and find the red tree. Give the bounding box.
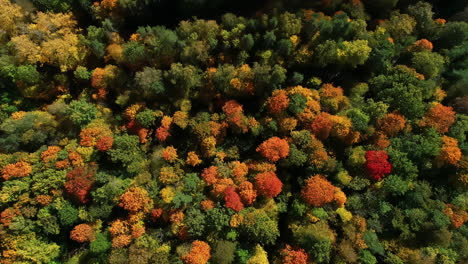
[255,171,283,198]
[224,186,244,212]
[281,245,309,264]
[256,137,290,162]
[365,150,392,181]
[64,167,95,204]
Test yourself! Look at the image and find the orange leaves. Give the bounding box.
[2,161,32,181]
[41,146,62,163]
[156,116,173,142]
[238,181,257,205]
[310,112,334,140]
[201,166,219,185]
[378,112,406,137]
[436,136,462,167]
[255,171,283,198]
[281,245,309,264]
[70,224,95,243]
[0,208,20,226]
[419,103,456,133]
[119,187,153,213]
[267,90,289,114]
[301,175,335,207]
[96,136,114,151]
[182,240,211,264]
[256,137,290,162]
[186,151,202,166]
[230,161,248,183]
[443,204,468,229]
[319,83,348,112]
[162,146,178,162]
[222,100,248,132]
[411,39,433,51]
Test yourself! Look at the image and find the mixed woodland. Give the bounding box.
[0,0,467,263]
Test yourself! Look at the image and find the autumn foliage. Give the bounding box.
[281,245,309,264]
[256,137,290,162]
[378,112,406,137]
[301,175,335,207]
[436,136,462,166]
[70,224,95,243]
[224,186,244,212]
[419,103,456,133]
[119,186,153,213]
[255,171,283,198]
[2,161,32,180]
[267,90,290,114]
[64,167,95,204]
[182,240,211,264]
[365,150,392,181]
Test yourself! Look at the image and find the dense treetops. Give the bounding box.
[0,0,467,263]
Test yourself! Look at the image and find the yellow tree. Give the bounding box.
[11,12,88,72]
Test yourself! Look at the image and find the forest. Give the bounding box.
[0,0,467,263]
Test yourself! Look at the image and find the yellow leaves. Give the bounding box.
[186,151,202,167]
[11,12,87,72]
[161,186,176,203]
[336,208,353,222]
[0,0,23,35]
[247,245,269,264]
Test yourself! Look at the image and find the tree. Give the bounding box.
[256,137,290,162]
[211,240,237,264]
[301,175,335,207]
[182,240,211,264]
[11,12,88,71]
[70,223,95,243]
[2,161,32,181]
[64,167,95,204]
[0,111,58,152]
[67,99,98,128]
[365,151,392,181]
[135,67,165,97]
[436,136,462,166]
[0,0,23,35]
[240,208,280,245]
[411,51,445,79]
[267,90,289,114]
[255,171,283,198]
[224,186,244,212]
[119,186,153,214]
[281,245,308,264]
[378,112,406,137]
[419,103,456,133]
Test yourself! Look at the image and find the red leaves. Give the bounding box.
[365,150,392,181]
[256,137,290,162]
[64,167,95,204]
[255,171,283,198]
[224,186,244,212]
[301,175,335,207]
[281,245,308,264]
